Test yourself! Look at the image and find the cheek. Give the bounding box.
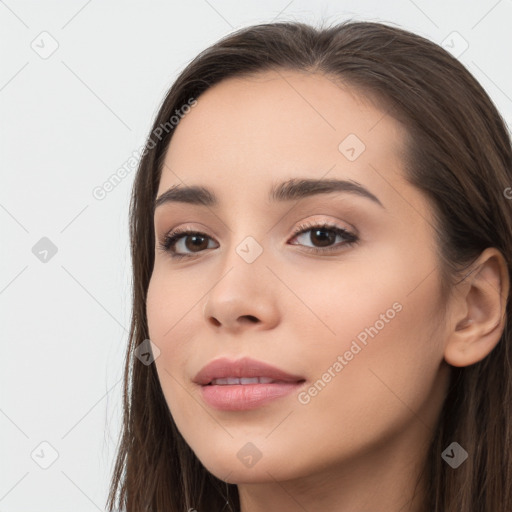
[289,263,446,451]
[145,268,203,411]
[282,251,446,427]
[146,271,202,426]
[278,250,440,367]
[146,266,202,349]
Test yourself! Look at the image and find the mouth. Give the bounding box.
[194,357,306,410]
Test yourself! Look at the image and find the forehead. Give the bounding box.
[164,70,404,169]
[171,70,401,144]
[158,70,415,215]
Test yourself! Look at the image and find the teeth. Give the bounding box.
[239,377,259,385]
[210,377,277,385]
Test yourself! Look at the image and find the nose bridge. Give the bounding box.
[218,205,271,268]
[214,229,268,294]
[202,224,280,329]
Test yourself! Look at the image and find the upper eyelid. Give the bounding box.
[160,213,357,235]
[162,220,352,239]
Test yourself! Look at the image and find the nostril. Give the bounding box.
[241,315,259,323]
[207,315,259,327]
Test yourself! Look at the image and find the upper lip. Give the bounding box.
[193,357,305,385]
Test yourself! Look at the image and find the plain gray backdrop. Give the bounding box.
[1,0,511,510]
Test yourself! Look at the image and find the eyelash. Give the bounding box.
[158,221,359,261]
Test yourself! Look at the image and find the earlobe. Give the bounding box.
[444,248,509,368]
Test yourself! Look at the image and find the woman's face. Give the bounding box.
[147,70,452,487]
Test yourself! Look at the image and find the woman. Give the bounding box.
[107,20,512,511]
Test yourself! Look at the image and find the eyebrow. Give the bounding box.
[153,178,384,211]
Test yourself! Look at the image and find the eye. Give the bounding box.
[158,227,218,260]
[289,221,358,254]
[157,221,358,260]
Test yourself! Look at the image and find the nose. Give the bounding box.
[201,251,281,333]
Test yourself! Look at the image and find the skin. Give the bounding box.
[146,70,508,512]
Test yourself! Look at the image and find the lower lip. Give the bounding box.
[199,382,304,411]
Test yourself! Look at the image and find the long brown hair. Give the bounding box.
[106,20,512,511]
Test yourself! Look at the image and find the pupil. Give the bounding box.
[312,229,335,247]
[186,235,208,252]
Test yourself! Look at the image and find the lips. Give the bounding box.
[194,357,306,411]
[193,357,305,386]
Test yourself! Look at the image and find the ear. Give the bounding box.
[444,248,510,367]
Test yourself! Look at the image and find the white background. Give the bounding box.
[1,0,511,510]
